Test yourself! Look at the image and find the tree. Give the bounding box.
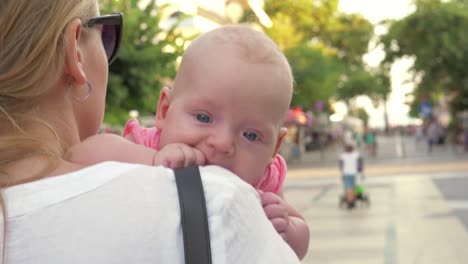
[258,0,339,50]
[337,70,378,103]
[350,107,369,126]
[260,0,373,65]
[323,13,374,67]
[325,13,378,121]
[336,68,391,131]
[100,0,188,125]
[243,0,375,110]
[285,43,343,108]
[379,0,468,115]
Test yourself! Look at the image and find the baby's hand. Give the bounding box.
[153,143,206,169]
[258,191,290,241]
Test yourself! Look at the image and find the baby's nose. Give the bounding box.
[207,132,235,156]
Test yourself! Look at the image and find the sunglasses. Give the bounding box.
[85,13,123,64]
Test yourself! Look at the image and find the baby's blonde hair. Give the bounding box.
[174,25,293,109]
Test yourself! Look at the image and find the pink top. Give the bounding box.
[123,119,286,194]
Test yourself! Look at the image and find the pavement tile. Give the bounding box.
[284,169,468,263]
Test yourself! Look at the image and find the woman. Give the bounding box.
[0,1,300,263]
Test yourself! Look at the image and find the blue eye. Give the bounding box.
[196,113,211,123]
[243,131,258,141]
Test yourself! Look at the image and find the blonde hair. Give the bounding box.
[0,0,97,261]
[178,25,293,90]
[0,0,96,180]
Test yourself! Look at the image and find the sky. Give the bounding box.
[338,0,420,128]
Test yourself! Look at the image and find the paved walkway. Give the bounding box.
[287,134,468,178]
[288,160,468,178]
[284,135,468,264]
[285,171,468,264]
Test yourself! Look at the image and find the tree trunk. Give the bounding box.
[383,94,389,133]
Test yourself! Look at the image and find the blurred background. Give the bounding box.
[99,0,467,160]
[99,1,468,263]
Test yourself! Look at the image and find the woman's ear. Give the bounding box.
[155,87,172,129]
[63,18,87,85]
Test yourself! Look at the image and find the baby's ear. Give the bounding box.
[155,87,172,129]
[272,127,288,161]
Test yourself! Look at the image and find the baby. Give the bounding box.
[68,25,310,258]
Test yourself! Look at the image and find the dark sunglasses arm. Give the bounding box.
[86,13,123,26]
[83,13,123,64]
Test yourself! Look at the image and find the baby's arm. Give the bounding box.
[260,190,310,259]
[66,133,205,168]
[66,133,156,165]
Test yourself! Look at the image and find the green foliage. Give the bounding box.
[245,0,376,109]
[350,107,369,126]
[338,70,376,100]
[324,13,374,66]
[325,13,379,104]
[285,43,343,108]
[380,0,468,114]
[338,69,391,102]
[100,0,187,126]
[259,0,339,50]
[261,0,373,64]
[259,0,373,64]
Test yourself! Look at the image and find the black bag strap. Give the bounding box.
[174,166,212,264]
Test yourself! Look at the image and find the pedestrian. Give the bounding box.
[426,117,441,153]
[67,25,310,259]
[0,1,301,263]
[364,128,377,156]
[339,143,364,209]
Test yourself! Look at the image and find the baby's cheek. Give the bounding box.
[158,131,178,149]
[237,166,265,187]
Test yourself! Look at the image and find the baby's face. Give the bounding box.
[157,56,290,185]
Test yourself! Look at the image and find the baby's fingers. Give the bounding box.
[279,232,288,241]
[160,146,188,168]
[264,204,289,219]
[260,192,282,207]
[179,145,206,167]
[270,217,288,234]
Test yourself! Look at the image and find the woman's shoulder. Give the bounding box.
[2,162,155,217]
[199,166,255,191]
[111,163,255,197]
[198,165,259,206]
[3,163,256,219]
[108,164,258,207]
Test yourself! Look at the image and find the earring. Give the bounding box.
[69,80,93,103]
